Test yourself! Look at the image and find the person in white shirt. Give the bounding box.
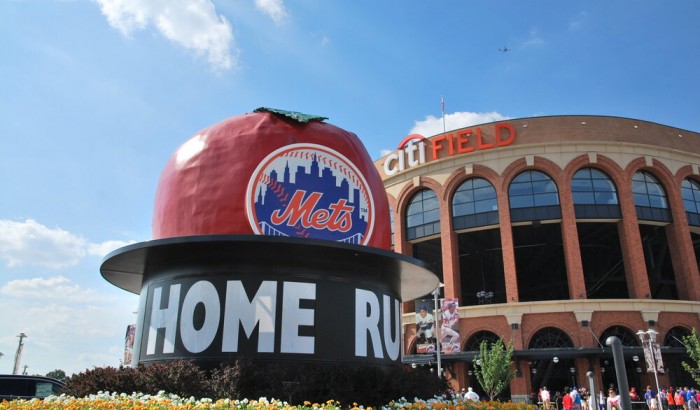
[465,387,480,402]
[541,386,551,409]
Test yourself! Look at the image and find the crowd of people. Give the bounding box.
[641,385,699,410]
[535,385,700,410]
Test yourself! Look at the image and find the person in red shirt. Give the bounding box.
[563,388,574,410]
[630,387,640,401]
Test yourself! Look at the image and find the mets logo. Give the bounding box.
[246,143,375,245]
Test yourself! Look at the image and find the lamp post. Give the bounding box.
[13,333,27,375]
[570,367,576,387]
[637,329,662,399]
[433,283,444,379]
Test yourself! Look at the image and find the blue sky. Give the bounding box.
[1,0,699,376]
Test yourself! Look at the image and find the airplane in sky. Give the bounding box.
[499,46,510,52]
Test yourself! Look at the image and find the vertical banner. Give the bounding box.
[123,324,136,366]
[652,342,664,373]
[415,299,436,354]
[440,298,461,353]
[642,341,665,373]
[643,342,654,372]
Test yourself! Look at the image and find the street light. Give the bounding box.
[570,367,576,386]
[433,283,444,379]
[476,290,494,304]
[553,357,559,364]
[637,329,662,399]
[13,333,27,375]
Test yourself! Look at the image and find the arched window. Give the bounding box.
[664,326,691,348]
[599,326,640,347]
[529,327,574,349]
[406,189,440,241]
[465,331,501,351]
[632,171,671,222]
[681,178,700,226]
[509,170,561,222]
[572,168,621,219]
[452,178,498,230]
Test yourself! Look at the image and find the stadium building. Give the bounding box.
[376,115,700,402]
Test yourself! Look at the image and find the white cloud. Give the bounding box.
[94,0,237,70]
[409,111,511,138]
[0,219,133,269]
[1,276,99,302]
[569,11,588,31]
[0,279,139,375]
[87,240,134,258]
[523,27,544,47]
[255,0,288,24]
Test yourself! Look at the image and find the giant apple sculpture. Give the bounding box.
[101,108,437,369]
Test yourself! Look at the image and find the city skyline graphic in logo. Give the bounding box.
[246,143,374,245]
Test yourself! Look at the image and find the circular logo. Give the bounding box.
[246,143,375,245]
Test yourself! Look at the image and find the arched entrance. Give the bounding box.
[528,327,576,396]
[598,326,642,393]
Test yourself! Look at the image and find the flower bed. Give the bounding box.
[0,391,536,410]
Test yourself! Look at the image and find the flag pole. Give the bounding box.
[441,96,446,133]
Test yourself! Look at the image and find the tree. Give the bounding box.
[474,339,514,401]
[46,369,66,382]
[681,328,700,385]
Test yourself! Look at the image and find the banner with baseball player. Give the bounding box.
[414,299,436,354]
[440,298,461,353]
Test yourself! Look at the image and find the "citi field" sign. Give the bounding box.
[383,123,516,176]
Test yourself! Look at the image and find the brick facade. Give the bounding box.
[379,115,700,401]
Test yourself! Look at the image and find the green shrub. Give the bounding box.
[64,360,447,406]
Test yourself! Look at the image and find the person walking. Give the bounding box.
[571,388,582,410]
[675,390,686,410]
[563,388,573,410]
[598,391,606,410]
[645,386,659,410]
[541,387,551,410]
[607,389,620,410]
[660,389,669,410]
[668,388,677,410]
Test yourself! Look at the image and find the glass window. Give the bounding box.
[453,178,497,217]
[572,168,619,206]
[406,189,440,240]
[454,202,474,216]
[681,178,700,214]
[509,171,559,209]
[632,171,668,209]
[452,178,498,230]
[573,192,595,204]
